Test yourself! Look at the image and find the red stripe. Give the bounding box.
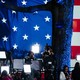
[74,0,80,5]
[71,46,80,59]
[71,0,80,59]
[73,19,80,32]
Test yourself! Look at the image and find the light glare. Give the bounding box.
[1,66,9,74]
[31,43,40,54]
[24,64,31,74]
[76,55,80,60]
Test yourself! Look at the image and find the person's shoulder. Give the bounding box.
[72,69,74,72]
[7,76,13,80]
[60,71,64,74]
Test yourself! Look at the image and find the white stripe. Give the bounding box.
[70,59,77,67]
[73,6,80,19]
[71,32,80,46]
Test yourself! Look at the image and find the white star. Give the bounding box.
[1,0,5,3]
[23,34,28,40]
[21,0,27,5]
[12,26,17,32]
[13,44,18,49]
[44,16,50,22]
[22,17,28,22]
[45,34,51,40]
[34,25,39,31]
[44,0,48,4]
[2,36,8,41]
[12,10,16,14]
[2,18,7,23]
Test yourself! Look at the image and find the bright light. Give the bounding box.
[1,66,9,74]
[31,43,40,54]
[76,55,80,60]
[0,51,6,59]
[48,62,52,64]
[24,64,31,74]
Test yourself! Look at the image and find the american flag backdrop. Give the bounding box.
[0,0,78,59]
[71,0,80,59]
[0,0,52,58]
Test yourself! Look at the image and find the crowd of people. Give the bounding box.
[0,44,56,80]
[60,62,80,80]
[1,62,80,80]
[1,44,80,80]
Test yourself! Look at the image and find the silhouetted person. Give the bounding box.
[71,62,80,80]
[0,70,13,80]
[13,71,22,80]
[25,51,35,64]
[6,51,13,71]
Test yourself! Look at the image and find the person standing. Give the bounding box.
[0,70,13,80]
[60,65,70,80]
[71,62,80,80]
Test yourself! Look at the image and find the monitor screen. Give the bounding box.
[23,64,31,74]
[13,59,24,69]
[0,51,6,59]
[1,66,9,74]
[31,60,42,70]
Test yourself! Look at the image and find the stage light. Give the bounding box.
[1,66,9,74]
[48,62,52,64]
[31,43,40,54]
[56,21,63,29]
[23,64,31,74]
[76,55,80,60]
[57,0,62,3]
[0,51,6,59]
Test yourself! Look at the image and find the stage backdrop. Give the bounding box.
[0,0,79,59]
[0,0,52,58]
[71,0,80,59]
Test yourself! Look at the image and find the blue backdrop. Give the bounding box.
[0,0,52,58]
